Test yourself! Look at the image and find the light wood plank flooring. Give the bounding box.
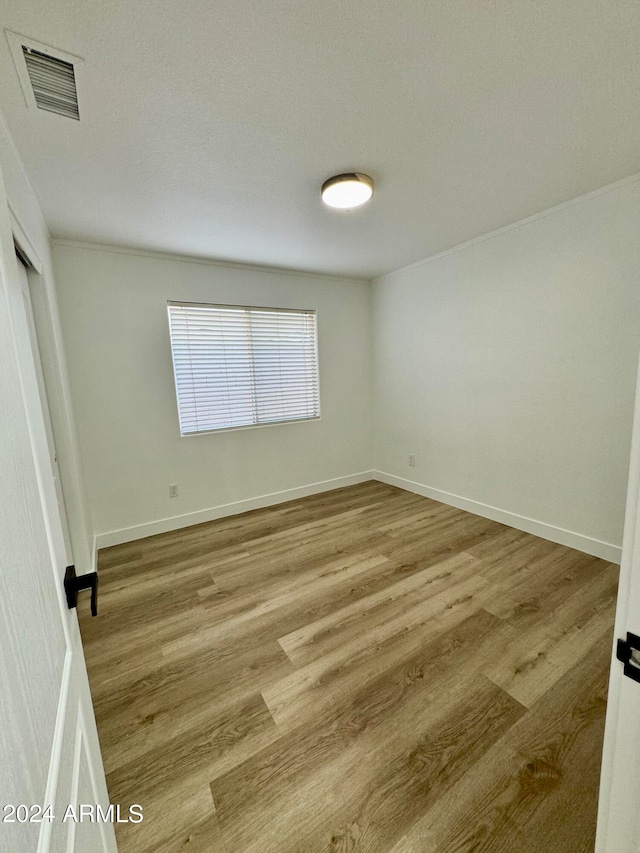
[78,481,618,853]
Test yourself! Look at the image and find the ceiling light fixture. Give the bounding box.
[321,173,374,209]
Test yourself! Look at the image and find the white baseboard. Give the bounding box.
[94,468,622,563]
[373,471,622,564]
[94,471,376,549]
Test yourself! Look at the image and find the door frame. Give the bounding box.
[9,202,94,575]
[16,249,75,564]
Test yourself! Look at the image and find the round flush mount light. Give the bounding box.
[321,172,374,209]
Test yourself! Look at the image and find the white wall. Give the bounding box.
[373,177,640,559]
[52,243,373,544]
[50,176,640,559]
[0,114,93,572]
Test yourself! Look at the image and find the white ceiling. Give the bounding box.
[0,0,639,279]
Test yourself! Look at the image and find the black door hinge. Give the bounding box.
[617,632,640,684]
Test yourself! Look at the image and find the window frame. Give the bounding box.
[167,300,321,437]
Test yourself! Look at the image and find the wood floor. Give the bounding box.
[78,481,618,853]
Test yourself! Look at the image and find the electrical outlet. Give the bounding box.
[169,484,179,498]
[408,454,416,467]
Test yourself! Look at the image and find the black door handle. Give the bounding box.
[64,565,98,617]
[617,631,640,684]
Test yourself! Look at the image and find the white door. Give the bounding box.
[596,358,640,852]
[0,182,116,852]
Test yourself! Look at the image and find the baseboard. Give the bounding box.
[94,468,622,563]
[94,471,377,549]
[373,471,622,564]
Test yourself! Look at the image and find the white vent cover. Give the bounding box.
[22,47,78,119]
[6,31,83,120]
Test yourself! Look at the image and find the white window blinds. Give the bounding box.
[167,302,320,435]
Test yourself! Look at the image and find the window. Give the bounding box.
[167,302,320,435]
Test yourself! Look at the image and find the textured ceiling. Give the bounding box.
[0,0,639,278]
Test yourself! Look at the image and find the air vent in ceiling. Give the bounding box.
[6,31,83,121]
[22,46,79,119]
